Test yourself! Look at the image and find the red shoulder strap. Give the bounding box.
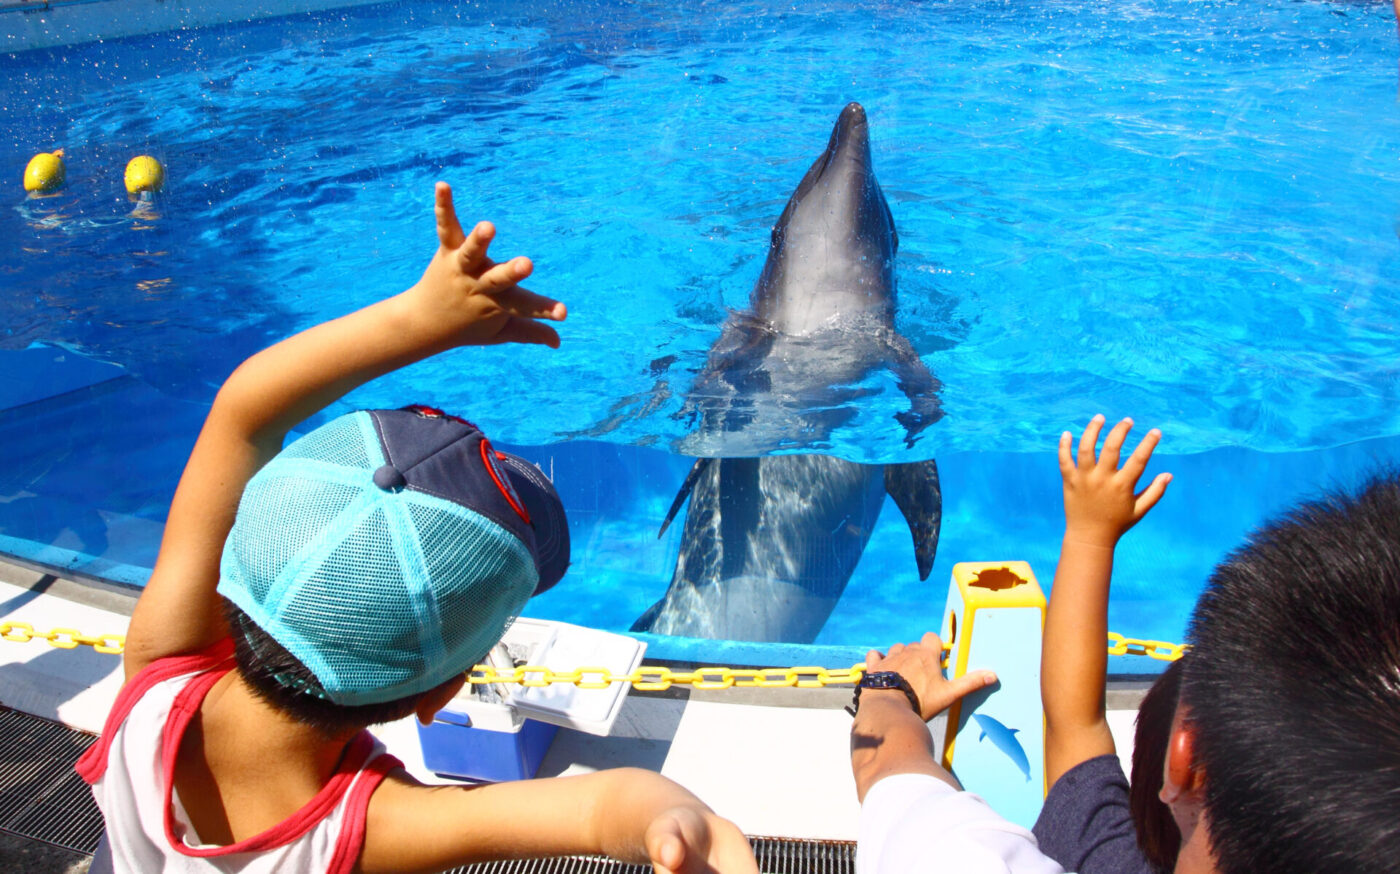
[324,748,406,874]
[163,728,386,857]
[75,638,236,784]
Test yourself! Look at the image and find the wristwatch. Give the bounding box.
[846,671,922,718]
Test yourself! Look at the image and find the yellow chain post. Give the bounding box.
[0,621,1185,688]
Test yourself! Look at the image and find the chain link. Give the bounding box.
[0,621,1187,688]
[0,621,128,655]
[1107,632,1188,662]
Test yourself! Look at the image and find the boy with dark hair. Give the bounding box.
[852,423,1400,874]
[77,182,758,874]
[1168,471,1400,874]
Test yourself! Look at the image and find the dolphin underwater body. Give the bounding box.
[631,103,944,643]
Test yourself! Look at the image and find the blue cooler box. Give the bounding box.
[417,707,559,783]
[416,618,646,783]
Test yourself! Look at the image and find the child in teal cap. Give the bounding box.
[78,182,758,874]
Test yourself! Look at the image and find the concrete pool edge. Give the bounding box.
[0,556,1142,842]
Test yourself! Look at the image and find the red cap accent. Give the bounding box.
[479,438,530,525]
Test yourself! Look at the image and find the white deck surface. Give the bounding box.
[0,564,1138,843]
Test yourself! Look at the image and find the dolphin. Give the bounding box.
[971,714,1032,782]
[631,103,944,643]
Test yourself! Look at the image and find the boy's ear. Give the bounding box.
[416,674,468,726]
[1160,707,1206,804]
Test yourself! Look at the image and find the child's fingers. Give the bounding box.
[434,182,466,251]
[865,648,885,668]
[1120,427,1162,481]
[1076,414,1106,468]
[1058,430,1075,478]
[455,221,496,272]
[645,820,686,874]
[475,256,532,294]
[497,285,567,322]
[494,317,562,349]
[1133,471,1173,518]
[1099,417,1135,469]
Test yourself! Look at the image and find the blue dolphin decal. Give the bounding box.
[971,714,1031,782]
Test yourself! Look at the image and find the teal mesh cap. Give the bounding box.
[217,406,570,706]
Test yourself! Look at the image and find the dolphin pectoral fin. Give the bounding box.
[884,459,942,580]
[885,334,943,445]
[659,458,714,538]
[978,730,987,742]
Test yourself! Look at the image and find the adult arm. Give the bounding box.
[122,183,566,680]
[850,634,1065,874]
[849,632,994,802]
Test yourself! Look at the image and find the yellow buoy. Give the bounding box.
[23,149,66,193]
[124,155,164,195]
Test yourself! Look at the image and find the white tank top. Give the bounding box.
[76,641,402,874]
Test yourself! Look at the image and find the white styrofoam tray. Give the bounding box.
[441,617,646,736]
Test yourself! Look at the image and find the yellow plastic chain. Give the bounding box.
[0,621,126,654]
[1106,632,1189,662]
[1,620,1188,688]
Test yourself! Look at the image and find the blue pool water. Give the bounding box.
[2,0,1399,667]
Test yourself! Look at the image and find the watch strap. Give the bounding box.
[845,670,922,718]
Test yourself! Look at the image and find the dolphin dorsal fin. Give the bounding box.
[659,458,714,539]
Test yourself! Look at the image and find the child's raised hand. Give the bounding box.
[1059,415,1172,549]
[644,806,759,874]
[407,182,567,348]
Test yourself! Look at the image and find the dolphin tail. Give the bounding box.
[659,457,714,538]
[884,459,942,580]
[630,598,664,633]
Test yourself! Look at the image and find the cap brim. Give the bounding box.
[494,453,570,595]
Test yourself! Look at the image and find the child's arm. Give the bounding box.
[361,768,758,874]
[122,183,566,680]
[1042,415,1171,787]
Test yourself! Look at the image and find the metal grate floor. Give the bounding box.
[443,837,854,874]
[0,707,103,854]
[0,707,854,872]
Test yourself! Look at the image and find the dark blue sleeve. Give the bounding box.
[1032,754,1153,874]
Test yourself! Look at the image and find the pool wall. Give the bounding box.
[0,0,388,52]
[5,344,1399,669]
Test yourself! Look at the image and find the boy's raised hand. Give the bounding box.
[1059,414,1172,549]
[408,181,567,349]
[644,806,759,874]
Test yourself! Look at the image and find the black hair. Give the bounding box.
[1130,656,1184,874]
[222,599,429,736]
[1181,471,1400,874]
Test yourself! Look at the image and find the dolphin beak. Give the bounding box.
[828,102,871,169]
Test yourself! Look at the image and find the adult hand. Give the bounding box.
[864,632,996,721]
